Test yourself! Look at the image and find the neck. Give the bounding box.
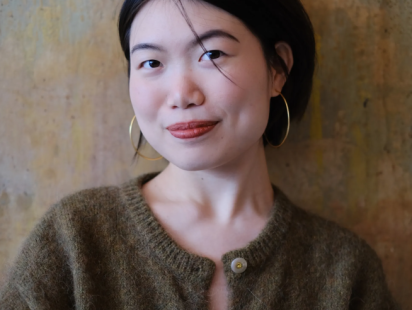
[146,140,274,223]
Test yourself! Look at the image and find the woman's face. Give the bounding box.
[129,0,278,171]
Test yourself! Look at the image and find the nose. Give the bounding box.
[166,72,205,109]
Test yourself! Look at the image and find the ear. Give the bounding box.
[270,41,294,97]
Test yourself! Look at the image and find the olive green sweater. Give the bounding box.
[0,173,399,309]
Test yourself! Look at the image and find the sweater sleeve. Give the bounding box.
[349,241,400,310]
[0,283,30,310]
[0,205,74,310]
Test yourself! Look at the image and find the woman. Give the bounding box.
[0,0,399,309]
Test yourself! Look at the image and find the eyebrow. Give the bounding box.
[131,29,240,54]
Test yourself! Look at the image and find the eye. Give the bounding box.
[199,50,226,62]
[141,60,162,69]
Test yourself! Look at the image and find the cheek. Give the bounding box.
[218,60,271,126]
[129,76,162,126]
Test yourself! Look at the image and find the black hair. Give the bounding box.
[118,0,316,150]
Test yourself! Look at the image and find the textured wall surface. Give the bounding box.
[0,0,411,308]
[268,0,412,307]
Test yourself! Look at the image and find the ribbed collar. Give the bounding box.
[120,172,294,286]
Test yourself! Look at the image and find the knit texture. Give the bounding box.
[0,172,400,309]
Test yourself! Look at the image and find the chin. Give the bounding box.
[163,151,234,172]
[167,157,220,172]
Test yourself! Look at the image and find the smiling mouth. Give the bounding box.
[167,121,218,139]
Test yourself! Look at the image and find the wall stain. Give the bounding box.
[16,192,33,211]
[0,191,10,217]
[309,32,324,211]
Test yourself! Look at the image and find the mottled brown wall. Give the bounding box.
[269,0,412,307]
[0,0,411,308]
[0,0,167,282]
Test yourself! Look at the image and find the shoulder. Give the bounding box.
[290,205,359,241]
[273,190,399,309]
[16,176,147,251]
[55,183,124,213]
[48,176,144,222]
[51,172,158,217]
[276,192,380,270]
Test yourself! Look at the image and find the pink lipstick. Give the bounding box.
[167,121,218,139]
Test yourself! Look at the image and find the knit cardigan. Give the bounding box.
[0,173,399,309]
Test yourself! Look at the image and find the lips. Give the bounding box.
[167,121,218,139]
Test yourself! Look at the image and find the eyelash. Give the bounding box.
[198,50,227,62]
[140,60,162,69]
[139,50,227,69]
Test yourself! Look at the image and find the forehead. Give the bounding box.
[129,0,246,48]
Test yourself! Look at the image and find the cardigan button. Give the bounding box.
[231,257,247,274]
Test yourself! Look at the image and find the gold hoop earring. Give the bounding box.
[129,116,163,161]
[265,93,290,148]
